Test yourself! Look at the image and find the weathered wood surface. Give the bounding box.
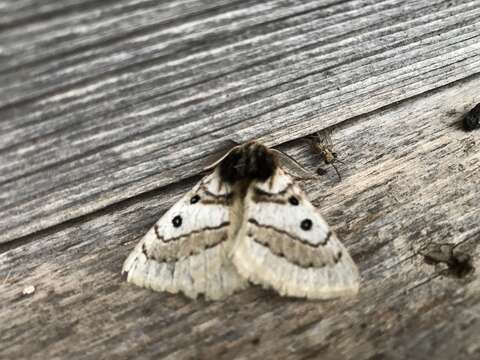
[2,0,480,242]
[2,76,480,360]
[1,0,480,359]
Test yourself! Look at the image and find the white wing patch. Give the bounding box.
[232,168,360,299]
[122,170,248,300]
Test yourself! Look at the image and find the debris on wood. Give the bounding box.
[420,243,475,278]
[22,285,36,296]
[463,103,480,131]
[2,270,12,285]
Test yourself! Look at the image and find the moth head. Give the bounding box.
[218,141,278,184]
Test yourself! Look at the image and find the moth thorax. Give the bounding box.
[219,142,277,184]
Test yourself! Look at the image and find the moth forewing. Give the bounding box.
[231,167,360,299]
[121,169,248,300]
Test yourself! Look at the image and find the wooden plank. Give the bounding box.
[0,0,105,27]
[1,75,479,359]
[1,1,480,243]
[0,0,247,72]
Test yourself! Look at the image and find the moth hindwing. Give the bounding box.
[122,141,360,300]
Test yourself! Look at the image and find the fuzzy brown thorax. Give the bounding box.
[218,141,278,185]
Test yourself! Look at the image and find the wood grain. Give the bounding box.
[1,72,480,359]
[1,1,480,358]
[2,0,480,242]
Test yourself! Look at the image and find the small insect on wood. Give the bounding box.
[308,130,345,181]
[463,103,480,131]
[420,243,475,278]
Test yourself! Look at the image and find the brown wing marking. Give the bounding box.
[147,222,230,262]
[247,219,340,268]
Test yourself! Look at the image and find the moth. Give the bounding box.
[122,141,359,300]
[421,243,474,278]
[308,130,344,180]
[463,103,480,131]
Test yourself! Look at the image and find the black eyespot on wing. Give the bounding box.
[172,215,182,228]
[301,219,312,231]
[288,196,299,205]
[190,195,200,204]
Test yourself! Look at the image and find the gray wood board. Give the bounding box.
[2,0,480,243]
[1,75,479,360]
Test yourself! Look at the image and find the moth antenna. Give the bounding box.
[268,172,275,189]
[203,140,242,171]
[270,149,318,180]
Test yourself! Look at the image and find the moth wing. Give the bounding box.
[232,168,359,299]
[122,169,248,300]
